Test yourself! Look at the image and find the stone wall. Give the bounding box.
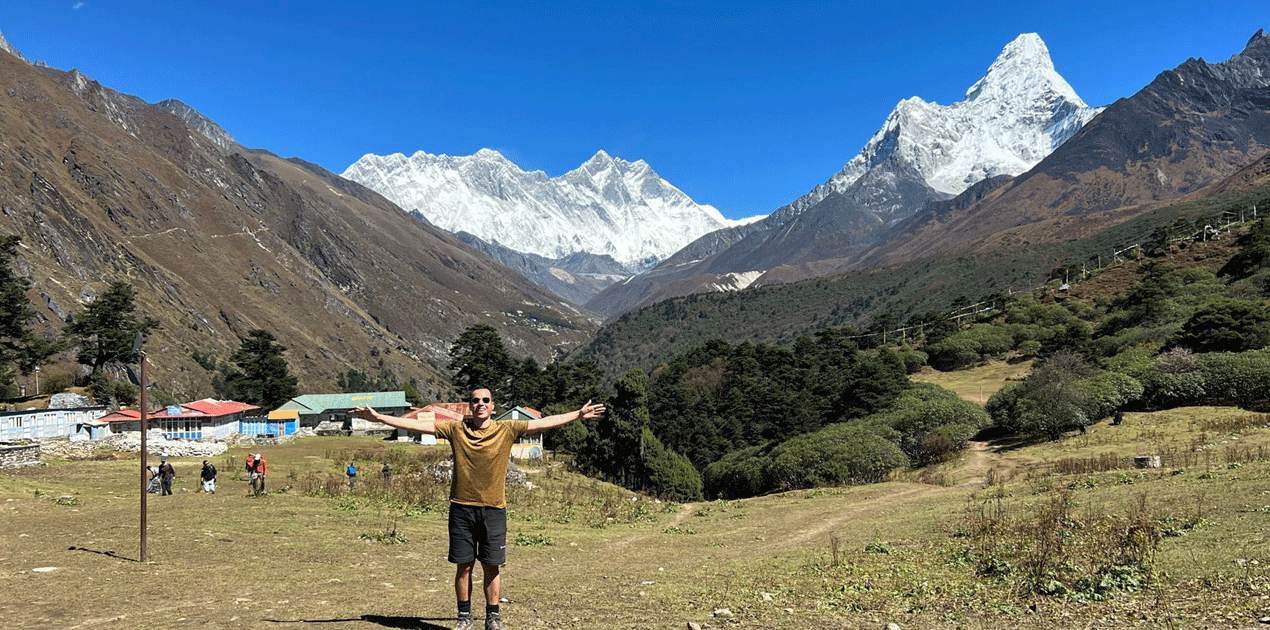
[0,442,41,469]
[102,432,227,457]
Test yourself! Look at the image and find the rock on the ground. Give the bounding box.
[49,393,94,408]
[427,459,530,487]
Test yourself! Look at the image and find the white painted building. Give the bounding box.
[0,406,109,441]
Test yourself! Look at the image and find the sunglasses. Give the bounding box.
[470,397,491,405]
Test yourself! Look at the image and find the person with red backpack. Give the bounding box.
[246,453,267,496]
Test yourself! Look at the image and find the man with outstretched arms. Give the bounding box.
[353,388,605,630]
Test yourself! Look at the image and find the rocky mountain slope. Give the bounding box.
[449,231,628,307]
[0,41,597,402]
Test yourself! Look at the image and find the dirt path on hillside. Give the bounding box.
[777,440,1031,549]
[609,501,696,550]
[956,440,1024,487]
[609,440,1024,553]
[782,484,944,548]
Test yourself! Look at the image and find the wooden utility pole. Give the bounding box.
[135,333,149,562]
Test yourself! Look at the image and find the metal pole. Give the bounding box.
[139,351,148,562]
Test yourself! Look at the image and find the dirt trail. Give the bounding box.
[956,439,1027,487]
[609,501,696,550]
[773,442,1025,549]
[610,440,1022,552]
[782,484,944,548]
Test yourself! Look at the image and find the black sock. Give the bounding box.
[457,601,471,617]
[486,604,500,616]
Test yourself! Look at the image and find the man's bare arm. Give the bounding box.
[351,406,437,435]
[525,400,606,435]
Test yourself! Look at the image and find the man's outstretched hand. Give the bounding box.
[579,400,606,420]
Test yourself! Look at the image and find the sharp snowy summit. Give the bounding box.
[776,33,1104,223]
[342,149,745,270]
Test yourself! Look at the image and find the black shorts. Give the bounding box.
[448,503,508,566]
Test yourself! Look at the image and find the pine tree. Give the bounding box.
[223,329,299,409]
[63,279,158,376]
[402,379,423,407]
[0,236,55,389]
[447,324,514,399]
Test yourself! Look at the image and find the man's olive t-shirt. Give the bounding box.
[434,419,529,508]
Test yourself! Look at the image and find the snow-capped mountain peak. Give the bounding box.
[342,149,739,269]
[965,33,1084,106]
[776,32,1103,222]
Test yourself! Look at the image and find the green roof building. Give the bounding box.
[276,391,410,434]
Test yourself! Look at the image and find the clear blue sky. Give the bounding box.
[2,1,1266,219]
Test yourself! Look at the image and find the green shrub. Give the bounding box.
[899,349,928,374]
[986,382,1025,430]
[38,371,74,396]
[1168,299,1270,353]
[766,423,909,489]
[875,382,990,464]
[917,423,979,464]
[1077,371,1143,420]
[702,445,771,499]
[1198,351,1270,406]
[641,428,703,501]
[926,335,985,371]
[1139,370,1206,409]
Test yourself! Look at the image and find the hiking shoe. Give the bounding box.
[485,613,506,630]
[453,615,474,630]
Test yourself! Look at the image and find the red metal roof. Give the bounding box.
[414,403,541,421]
[182,399,259,416]
[426,402,472,417]
[100,409,142,423]
[151,398,260,419]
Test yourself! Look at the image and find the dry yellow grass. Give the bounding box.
[910,359,1033,405]
[4,420,1270,629]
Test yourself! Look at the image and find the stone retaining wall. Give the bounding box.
[0,442,41,469]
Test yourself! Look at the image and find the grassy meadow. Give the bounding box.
[5,376,1270,629]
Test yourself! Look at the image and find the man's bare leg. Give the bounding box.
[455,561,475,602]
[482,562,501,604]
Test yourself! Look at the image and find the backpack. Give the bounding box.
[206,464,217,478]
[347,464,356,476]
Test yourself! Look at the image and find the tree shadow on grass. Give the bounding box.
[264,615,449,629]
[973,426,1052,453]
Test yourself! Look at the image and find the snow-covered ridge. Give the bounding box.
[780,33,1103,219]
[342,149,747,269]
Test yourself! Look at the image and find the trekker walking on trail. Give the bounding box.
[346,462,357,490]
[200,460,217,494]
[246,453,267,496]
[158,457,176,496]
[353,388,605,630]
